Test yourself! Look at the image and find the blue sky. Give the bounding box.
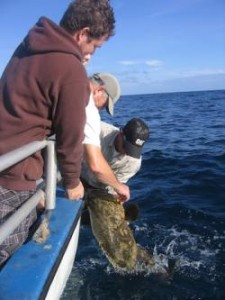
[1,0,225,95]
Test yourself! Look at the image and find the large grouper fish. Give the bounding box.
[85,189,175,274]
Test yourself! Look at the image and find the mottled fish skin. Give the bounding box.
[32,217,50,244]
[86,190,154,271]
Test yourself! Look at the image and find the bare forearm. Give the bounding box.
[94,157,130,201]
[84,144,130,201]
[94,155,121,190]
[85,144,120,189]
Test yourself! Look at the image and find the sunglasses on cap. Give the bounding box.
[93,74,110,101]
[93,74,105,86]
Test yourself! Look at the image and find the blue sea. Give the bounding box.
[62,90,225,300]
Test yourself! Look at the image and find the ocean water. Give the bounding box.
[61,90,225,300]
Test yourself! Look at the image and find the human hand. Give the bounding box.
[66,181,84,200]
[115,183,130,203]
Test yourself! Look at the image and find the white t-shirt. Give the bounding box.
[83,94,101,147]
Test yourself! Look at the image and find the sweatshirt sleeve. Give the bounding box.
[52,66,90,189]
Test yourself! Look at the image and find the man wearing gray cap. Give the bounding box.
[83,73,130,202]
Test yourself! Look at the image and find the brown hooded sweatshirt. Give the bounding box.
[0,17,90,191]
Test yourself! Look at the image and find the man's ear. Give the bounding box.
[93,85,101,95]
[95,86,105,94]
[74,27,90,43]
[80,27,90,37]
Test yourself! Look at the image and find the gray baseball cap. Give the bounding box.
[92,73,121,115]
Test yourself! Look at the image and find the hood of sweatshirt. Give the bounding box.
[23,17,82,61]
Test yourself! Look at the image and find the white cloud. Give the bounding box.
[119,60,140,66]
[186,69,225,76]
[119,59,163,68]
[120,71,225,95]
[164,68,225,79]
[145,60,163,67]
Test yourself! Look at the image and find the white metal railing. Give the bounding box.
[0,140,57,245]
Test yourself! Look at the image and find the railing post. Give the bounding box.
[45,141,57,210]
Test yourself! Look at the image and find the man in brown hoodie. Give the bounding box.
[0,0,116,265]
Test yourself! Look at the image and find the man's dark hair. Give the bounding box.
[60,0,115,39]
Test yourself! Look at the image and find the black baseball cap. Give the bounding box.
[123,118,149,159]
